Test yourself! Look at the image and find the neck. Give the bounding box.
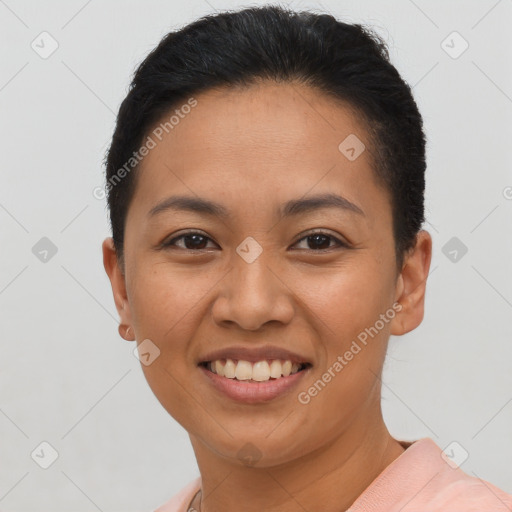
[188,407,405,512]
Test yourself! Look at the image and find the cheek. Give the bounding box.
[294,258,395,343]
[292,259,394,407]
[128,261,209,341]
[128,264,211,427]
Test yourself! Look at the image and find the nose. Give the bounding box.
[211,254,295,331]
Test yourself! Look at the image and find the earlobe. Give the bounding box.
[118,323,136,342]
[390,230,432,336]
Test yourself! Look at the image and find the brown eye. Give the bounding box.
[163,230,347,252]
[293,232,346,251]
[164,232,217,251]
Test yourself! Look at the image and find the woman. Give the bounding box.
[101,6,512,511]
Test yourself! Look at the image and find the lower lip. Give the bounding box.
[199,365,310,404]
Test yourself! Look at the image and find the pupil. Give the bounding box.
[309,234,329,250]
[187,234,206,249]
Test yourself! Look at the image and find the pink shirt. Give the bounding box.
[154,438,512,511]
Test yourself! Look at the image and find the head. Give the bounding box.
[102,6,431,468]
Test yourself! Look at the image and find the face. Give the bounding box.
[103,81,431,468]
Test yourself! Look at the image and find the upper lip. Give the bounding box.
[198,345,312,365]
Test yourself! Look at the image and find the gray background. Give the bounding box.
[1,0,511,510]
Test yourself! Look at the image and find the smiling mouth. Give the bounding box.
[199,359,312,383]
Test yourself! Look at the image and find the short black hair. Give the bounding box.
[104,4,426,271]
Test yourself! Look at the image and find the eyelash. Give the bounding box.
[162,230,348,252]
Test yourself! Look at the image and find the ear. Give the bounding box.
[102,237,135,341]
[390,230,432,336]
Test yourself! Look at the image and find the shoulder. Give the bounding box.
[423,476,512,511]
[349,438,512,512]
[154,477,201,512]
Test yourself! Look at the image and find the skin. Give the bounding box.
[103,81,432,512]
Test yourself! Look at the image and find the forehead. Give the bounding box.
[147,81,368,166]
[130,81,390,224]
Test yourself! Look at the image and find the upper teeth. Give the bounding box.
[208,359,302,381]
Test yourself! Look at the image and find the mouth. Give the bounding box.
[198,358,313,383]
[196,345,313,403]
[198,356,313,403]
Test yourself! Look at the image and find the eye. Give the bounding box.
[292,231,347,251]
[162,230,348,252]
[163,231,217,251]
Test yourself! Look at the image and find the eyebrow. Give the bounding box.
[148,192,365,219]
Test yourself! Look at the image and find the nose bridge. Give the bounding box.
[232,238,279,304]
[212,238,294,330]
